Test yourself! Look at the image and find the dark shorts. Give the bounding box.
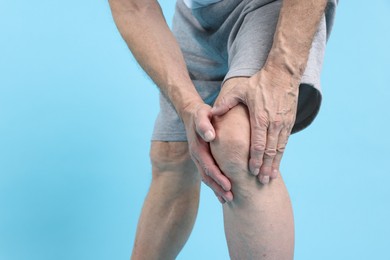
[152,0,337,141]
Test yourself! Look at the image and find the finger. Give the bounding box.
[202,173,233,202]
[199,152,232,192]
[248,113,268,176]
[211,95,240,116]
[190,142,233,196]
[217,196,226,204]
[189,136,233,200]
[215,192,226,204]
[258,121,283,184]
[195,107,215,142]
[204,163,232,192]
[193,155,233,202]
[271,127,290,178]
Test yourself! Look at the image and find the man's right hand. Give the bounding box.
[108,1,232,201]
[181,102,233,204]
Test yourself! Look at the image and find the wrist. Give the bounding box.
[177,98,204,124]
[254,54,302,91]
[164,80,204,121]
[264,47,306,82]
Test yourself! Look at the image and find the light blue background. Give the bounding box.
[0,1,389,259]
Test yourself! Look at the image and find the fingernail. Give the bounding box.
[261,175,270,184]
[252,168,259,176]
[204,130,214,141]
[272,169,278,178]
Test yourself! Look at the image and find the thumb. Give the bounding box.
[195,106,216,142]
[211,94,241,116]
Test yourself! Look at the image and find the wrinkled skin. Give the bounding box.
[181,67,299,202]
[212,68,299,185]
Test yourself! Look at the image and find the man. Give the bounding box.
[109,0,337,259]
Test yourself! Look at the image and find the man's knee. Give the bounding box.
[150,141,197,177]
[210,133,249,180]
[210,105,251,183]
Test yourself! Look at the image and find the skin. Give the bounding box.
[109,0,328,200]
[212,0,329,184]
[132,78,295,260]
[108,0,232,202]
[108,0,328,258]
[211,78,295,259]
[132,141,201,259]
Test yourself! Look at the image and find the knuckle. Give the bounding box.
[251,143,266,154]
[271,119,283,130]
[264,148,277,158]
[277,145,286,153]
[202,164,213,176]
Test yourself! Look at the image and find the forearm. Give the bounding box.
[108,0,203,118]
[264,0,328,82]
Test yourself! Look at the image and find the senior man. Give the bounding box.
[109,0,337,259]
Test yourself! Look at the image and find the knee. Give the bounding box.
[210,104,266,202]
[210,126,255,202]
[210,135,249,179]
[150,141,197,178]
[209,109,250,181]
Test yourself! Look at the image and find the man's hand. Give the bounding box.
[182,102,233,203]
[209,0,328,184]
[212,69,299,184]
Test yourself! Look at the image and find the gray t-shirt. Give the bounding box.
[152,0,338,141]
[183,0,223,9]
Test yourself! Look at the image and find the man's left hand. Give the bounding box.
[212,68,299,184]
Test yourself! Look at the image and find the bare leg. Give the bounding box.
[210,78,295,260]
[131,141,201,260]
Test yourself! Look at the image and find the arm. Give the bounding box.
[212,0,328,183]
[108,0,232,202]
[266,0,328,79]
[109,0,200,115]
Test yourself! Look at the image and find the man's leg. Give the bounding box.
[131,141,201,260]
[210,77,295,260]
